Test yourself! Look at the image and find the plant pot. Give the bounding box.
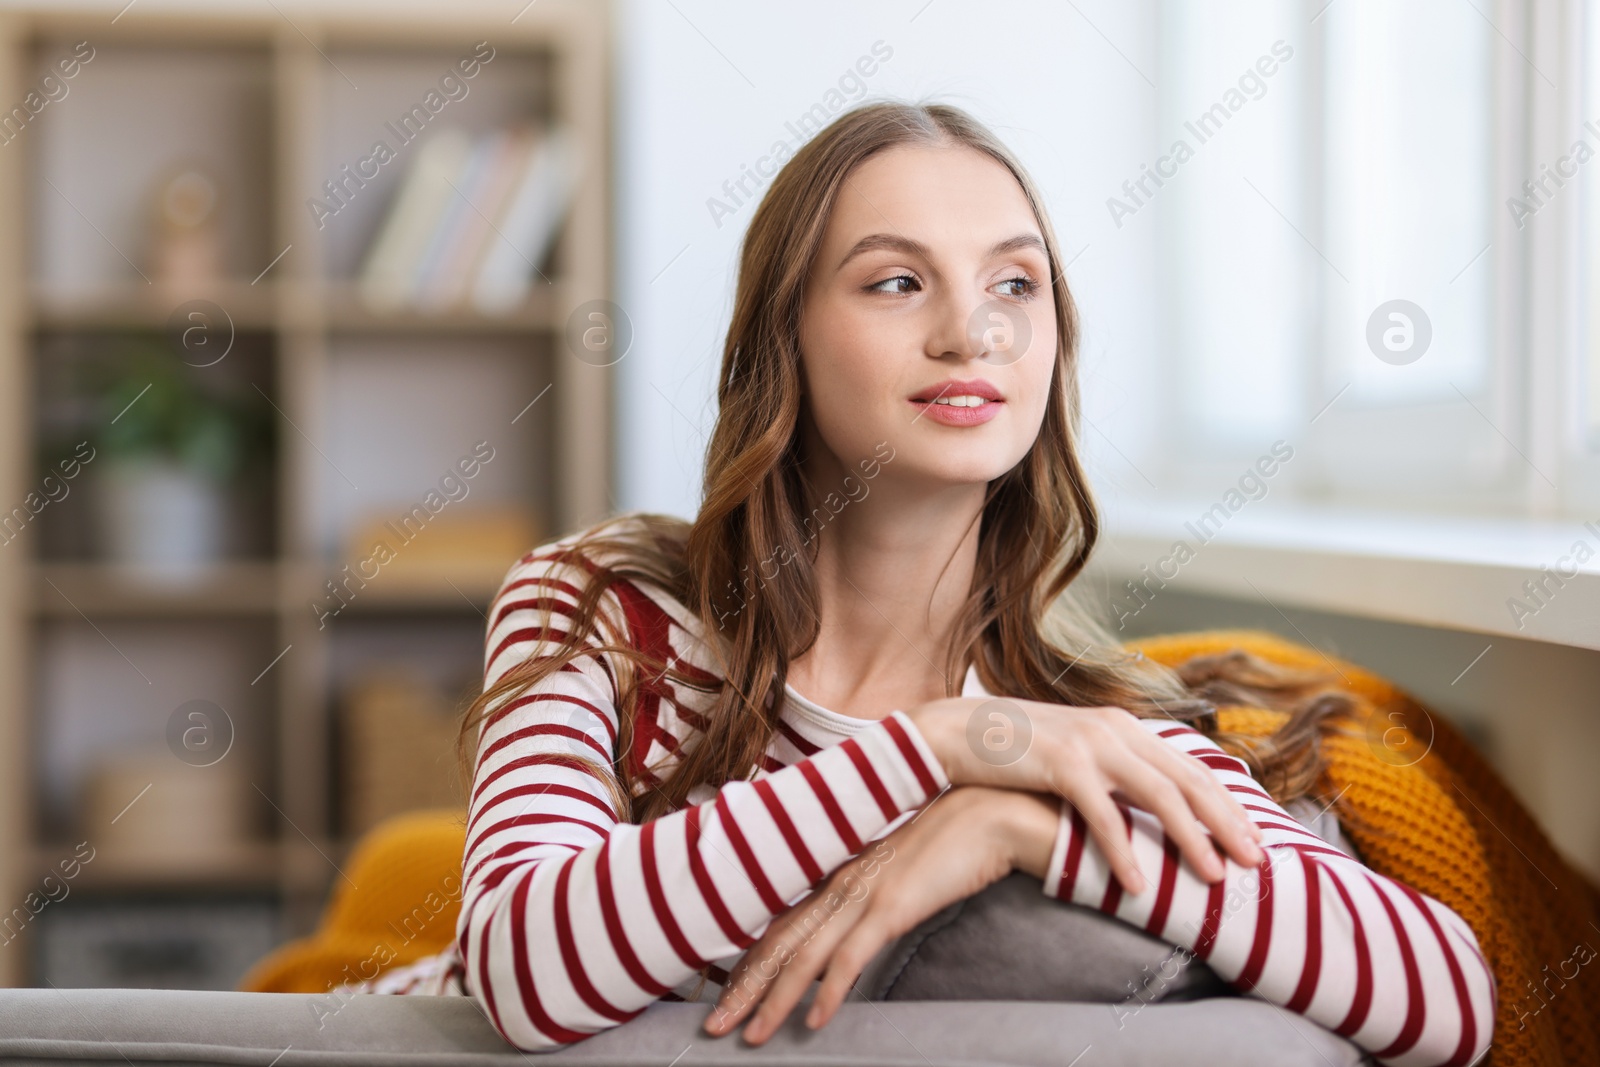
[95,456,228,576]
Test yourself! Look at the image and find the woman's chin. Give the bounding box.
[900,457,1019,489]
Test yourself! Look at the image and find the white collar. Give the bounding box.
[782,662,990,736]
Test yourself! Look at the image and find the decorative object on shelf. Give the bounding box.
[89,338,273,579]
[337,503,540,599]
[97,456,227,573]
[149,165,226,300]
[81,750,252,869]
[339,670,467,838]
[358,123,577,316]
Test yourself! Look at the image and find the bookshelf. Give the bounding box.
[0,3,612,987]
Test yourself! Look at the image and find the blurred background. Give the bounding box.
[0,0,1594,992]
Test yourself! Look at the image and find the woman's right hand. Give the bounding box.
[904,697,1263,895]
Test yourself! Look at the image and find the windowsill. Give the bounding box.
[1094,499,1600,652]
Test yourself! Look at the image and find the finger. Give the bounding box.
[708,901,817,1035]
[806,919,892,1029]
[1100,710,1262,866]
[1065,776,1145,895]
[706,938,782,1034]
[743,894,865,1045]
[741,938,831,1046]
[1132,734,1264,869]
[1097,745,1226,883]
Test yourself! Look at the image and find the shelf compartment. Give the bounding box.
[311,44,557,283]
[30,327,281,565]
[33,616,280,845]
[311,333,554,564]
[33,892,281,990]
[29,39,275,294]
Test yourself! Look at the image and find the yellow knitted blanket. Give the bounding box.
[244,630,1600,1065]
[1129,630,1600,1067]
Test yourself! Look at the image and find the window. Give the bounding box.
[1141,0,1590,519]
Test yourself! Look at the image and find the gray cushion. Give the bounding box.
[852,795,1360,1007]
[0,987,1367,1066]
[856,871,1232,1003]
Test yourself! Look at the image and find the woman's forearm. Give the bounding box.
[996,787,1062,881]
[1032,719,1494,1067]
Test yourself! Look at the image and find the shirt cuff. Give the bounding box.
[1039,796,1072,898]
[870,708,951,807]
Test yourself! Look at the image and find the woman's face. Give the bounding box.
[798,141,1058,490]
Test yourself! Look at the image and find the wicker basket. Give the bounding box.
[339,671,465,838]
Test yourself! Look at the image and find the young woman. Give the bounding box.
[367,101,1494,1067]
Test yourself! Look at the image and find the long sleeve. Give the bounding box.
[1040,718,1495,1067]
[457,547,950,1051]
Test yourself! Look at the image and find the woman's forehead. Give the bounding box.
[818,147,1044,269]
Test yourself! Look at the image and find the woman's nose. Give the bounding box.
[970,299,1031,366]
[928,292,987,362]
[928,293,1031,366]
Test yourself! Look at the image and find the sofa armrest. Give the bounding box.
[0,988,1367,1066]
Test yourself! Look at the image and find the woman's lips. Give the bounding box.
[908,397,1003,426]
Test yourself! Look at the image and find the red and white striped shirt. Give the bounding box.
[364,517,1494,1067]
[1043,723,1495,1067]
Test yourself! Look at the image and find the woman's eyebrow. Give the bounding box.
[986,233,1049,260]
[836,232,1047,271]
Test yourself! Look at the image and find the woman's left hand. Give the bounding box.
[701,784,1059,1046]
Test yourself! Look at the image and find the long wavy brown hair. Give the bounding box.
[458,100,1354,833]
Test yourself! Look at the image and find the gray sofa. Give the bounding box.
[1,810,1383,1067]
[0,869,1373,1065]
[0,987,1366,1066]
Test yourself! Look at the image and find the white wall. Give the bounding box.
[611,0,1164,518]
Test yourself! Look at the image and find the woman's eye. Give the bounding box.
[995,275,1041,300]
[868,274,919,294]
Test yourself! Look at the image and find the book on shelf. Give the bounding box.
[357,128,472,313]
[357,123,578,316]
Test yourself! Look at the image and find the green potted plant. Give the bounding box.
[91,338,272,577]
